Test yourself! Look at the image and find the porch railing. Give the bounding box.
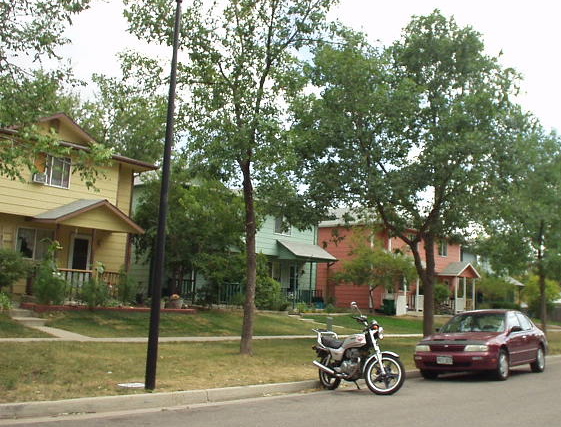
[57,268,120,300]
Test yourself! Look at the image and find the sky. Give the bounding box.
[60,0,561,133]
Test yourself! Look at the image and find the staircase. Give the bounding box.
[9,306,47,328]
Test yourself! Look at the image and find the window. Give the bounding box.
[16,228,54,260]
[45,155,71,188]
[516,312,533,331]
[274,216,291,236]
[438,239,448,257]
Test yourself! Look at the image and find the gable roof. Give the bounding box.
[277,240,337,263]
[1,113,158,172]
[31,199,144,234]
[437,261,481,279]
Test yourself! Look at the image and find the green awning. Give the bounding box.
[277,240,337,263]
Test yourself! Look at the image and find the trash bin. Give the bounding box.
[382,299,396,315]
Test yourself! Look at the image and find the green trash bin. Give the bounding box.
[383,299,396,315]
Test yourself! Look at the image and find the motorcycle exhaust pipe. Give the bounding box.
[313,360,337,376]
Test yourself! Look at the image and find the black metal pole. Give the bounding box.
[145,0,183,391]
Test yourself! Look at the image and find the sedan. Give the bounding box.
[414,309,548,380]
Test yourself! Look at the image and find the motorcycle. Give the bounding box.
[312,302,405,395]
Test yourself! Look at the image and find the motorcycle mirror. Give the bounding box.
[350,301,357,308]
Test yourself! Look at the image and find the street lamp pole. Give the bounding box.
[145,0,183,391]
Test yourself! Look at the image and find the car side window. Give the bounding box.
[507,312,521,330]
[516,313,533,331]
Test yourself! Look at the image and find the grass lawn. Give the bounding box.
[0,313,51,338]
[0,337,419,404]
[38,310,349,337]
[1,309,560,404]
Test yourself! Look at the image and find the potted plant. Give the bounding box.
[167,293,183,309]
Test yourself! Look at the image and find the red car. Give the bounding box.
[414,309,548,380]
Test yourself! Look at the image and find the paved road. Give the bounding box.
[5,357,560,427]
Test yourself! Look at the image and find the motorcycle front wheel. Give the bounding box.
[364,354,405,395]
[318,354,341,390]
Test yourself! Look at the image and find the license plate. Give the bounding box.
[437,356,453,365]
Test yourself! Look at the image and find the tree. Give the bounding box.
[332,232,417,309]
[124,0,336,354]
[78,53,169,164]
[134,165,246,298]
[293,12,531,336]
[476,128,561,331]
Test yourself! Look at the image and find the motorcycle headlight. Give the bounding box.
[464,344,489,352]
[415,344,431,352]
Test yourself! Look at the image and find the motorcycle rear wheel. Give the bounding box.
[364,354,405,395]
[318,354,341,390]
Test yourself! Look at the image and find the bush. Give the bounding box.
[0,248,29,292]
[80,276,110,309]
[117,269,137,305]
[434,283,451,304]
[0,292,12,311]
[255,276,288,311]
[34,263,67,305]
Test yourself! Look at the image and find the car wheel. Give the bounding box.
[494,349,509,381]
[420,370,439,380]
[530,346,545,373]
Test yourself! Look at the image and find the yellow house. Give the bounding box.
[0,113,157,295]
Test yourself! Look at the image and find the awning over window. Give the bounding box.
[277,240,337,263]
[30,199,144,234]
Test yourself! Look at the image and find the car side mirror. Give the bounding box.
[435,328,440,332]
[509,325,523,334]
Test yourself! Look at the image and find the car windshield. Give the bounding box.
[440,313,506,333]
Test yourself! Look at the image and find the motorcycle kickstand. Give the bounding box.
[353,381,361,390]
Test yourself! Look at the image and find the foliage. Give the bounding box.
[80,264,110,309]
[0,292,12,311]
[255,254,288,311]
[332,233,417,290]
[476,275,516,303]
[33,240,66,305]
[0,248,29,292]
[117,269,138,305]
[293,12,532,336]
[433,283,450,304]
[124,0,338,354]
[77,53,168,163]
[522,275,560,317]
[134,168,246,296]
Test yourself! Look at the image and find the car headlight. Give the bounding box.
[415,344,431,352]
[464,344,488,352]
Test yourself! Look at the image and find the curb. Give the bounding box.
[0,380,320,421]
[0,371,422,421]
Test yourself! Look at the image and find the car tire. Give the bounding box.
[530,346,545,373]
[420,370,439,380]
[494,349,509,381]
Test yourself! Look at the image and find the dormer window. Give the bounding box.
[45,155,71,188]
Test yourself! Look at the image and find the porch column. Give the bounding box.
[415,278,421,312]
[472,278,476,310]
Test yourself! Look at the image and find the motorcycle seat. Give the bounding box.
[321,336,344,349]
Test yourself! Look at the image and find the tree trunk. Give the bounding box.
[240,163,257,355]
[537,220,547,334]
[409,232,436,337]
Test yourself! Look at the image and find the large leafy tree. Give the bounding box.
[476,129,561,332]
[134,164,246,299]
[124,0,336,354]
[294,12,531,336]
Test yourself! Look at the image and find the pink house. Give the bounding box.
[317,213,480,314]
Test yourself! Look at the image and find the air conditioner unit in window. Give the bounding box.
[32,172,47,184]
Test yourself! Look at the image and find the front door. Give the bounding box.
[69,235,91,270]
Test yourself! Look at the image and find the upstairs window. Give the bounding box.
[45,155,71,188]
[274,216,291,236]
[438,239,448,257]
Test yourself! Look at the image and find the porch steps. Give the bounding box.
[9,307,47,327]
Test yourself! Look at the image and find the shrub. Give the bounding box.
[0,248,29,292]
[0,292,12,311]
[255,276,288,311]
[80,265,111,309]
[434,283,451,304]
[33,240,66,305]
[117,269,138,304]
